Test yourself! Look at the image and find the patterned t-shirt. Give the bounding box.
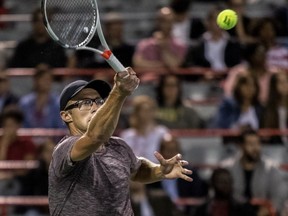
[49,135,141,216]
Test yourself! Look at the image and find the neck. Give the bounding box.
[241,100,252,110]
[69,125,85,136]
[278,96,288,106]
[241,156,257,170]
[249,66,266,76]
[135,122,154,135]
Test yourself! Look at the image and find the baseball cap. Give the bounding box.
[60,80,111,111]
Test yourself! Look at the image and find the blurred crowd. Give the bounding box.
[0,0,288,215]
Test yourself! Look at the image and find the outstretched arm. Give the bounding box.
[70,68,140,162]
[131,151,193,184]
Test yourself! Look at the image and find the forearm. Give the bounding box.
[86,87,126,143]
[132,157,164,184]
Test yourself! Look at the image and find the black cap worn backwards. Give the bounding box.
[59,80,111,111]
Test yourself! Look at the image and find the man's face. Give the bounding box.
[3,118,20,137]
[242,134,261,162]
[62,88,102,133]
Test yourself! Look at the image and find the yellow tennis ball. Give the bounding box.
[217,9,238,30]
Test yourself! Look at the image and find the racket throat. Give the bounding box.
[101,50,112,60]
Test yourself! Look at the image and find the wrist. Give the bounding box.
[155,165,165,180]
[110,86,129,99]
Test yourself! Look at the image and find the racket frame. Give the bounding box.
[41,0,126,72]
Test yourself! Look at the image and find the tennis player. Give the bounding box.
[48,68,193,216]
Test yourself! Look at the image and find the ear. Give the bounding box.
[60,111,72,124]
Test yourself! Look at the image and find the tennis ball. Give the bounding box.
[217,9,238,30]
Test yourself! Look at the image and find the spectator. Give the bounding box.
[0,108,37,214]
[261,71,288,145]
[193,168,256,216]
[155,73,205,129]
[120,95,169,163]
[71,12,135,71]
[16,138,55,215]
[226,0,257,44]
[252,17,288,70]
[221,129,286,213]
[182,6,242,72]
[169,0,205,44]
[0,70,19,113]
[120,95,169,216]
[212,74,263,131]
[8,8,68,68]
[159,133,208,216]
[133,7,187,71]
[19,64,64,130]
[0,108,36,161]
[223,42,277,105]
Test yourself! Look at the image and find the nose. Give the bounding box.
[90,102,98,113]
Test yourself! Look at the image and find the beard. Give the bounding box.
[244,152,260,163]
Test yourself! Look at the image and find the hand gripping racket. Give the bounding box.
[41,0,126,73]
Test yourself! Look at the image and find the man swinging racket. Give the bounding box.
[48,68,193,216]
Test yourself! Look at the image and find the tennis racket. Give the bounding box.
[41,0,126,73]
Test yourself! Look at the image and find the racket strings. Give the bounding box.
[45,0,97,47]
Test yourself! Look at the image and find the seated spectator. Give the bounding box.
[8,8,68,68]
[193,168,256,216]
[72,12,135,71]
[19,64,64,130]
[212,74,263,131]
[120,95,169,163]
[261,71,288,145]
[159,133,208,215]
[0,70,19,113]
[221,129,286,213]
[223,42,277,105]
[182,6,242,72]
[120,95,169,216]
[252,17,288,70]
[0,108,36,161]
[226,0,257,44]
[169,0,205,44]
[133,7,187,71]
[16,138,55,215]
[155,73,205,129]
[0,108,37,214]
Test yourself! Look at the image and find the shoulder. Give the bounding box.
[53,136,80,153]
[18,136,36,148]
[261,157,280,170]
[219,97,237,108]
[15,38,34,48]
[180,105,199,113]
[171,38,187,48]
[108,136,138,157]
[119,128,135,137]
[137,38,154,47]
[20,93,36,105]
[154,125,169,134]
[220,155,240,168]
[109,136,130,148]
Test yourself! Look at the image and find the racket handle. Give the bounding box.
[101,50,126,73]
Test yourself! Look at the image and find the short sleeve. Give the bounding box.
[50,136,80,178]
